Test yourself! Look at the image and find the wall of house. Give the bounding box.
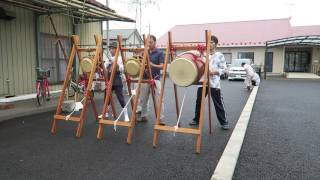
[0,6,37,96]
[218,46,285,74]
[312,46,320,63]
[268,47,285,74]
[218,46,266,66]
[0,5,103,96]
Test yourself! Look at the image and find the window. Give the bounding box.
[222,53,232,64]
[39,33,71,84]
[237,52,254,63]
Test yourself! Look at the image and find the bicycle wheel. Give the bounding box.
[37,84,45,106]
[67,83,76,97]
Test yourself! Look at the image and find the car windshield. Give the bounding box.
[231,59,251,67]
[232,61,243,67]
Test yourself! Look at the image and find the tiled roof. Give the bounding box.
[157,18,320,48]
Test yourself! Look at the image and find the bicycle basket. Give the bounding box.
[37,69,50,79]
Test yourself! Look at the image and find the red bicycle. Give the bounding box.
[36,68,51,106]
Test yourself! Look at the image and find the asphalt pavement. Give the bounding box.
[233,79,320,180]
[0,80,249,180]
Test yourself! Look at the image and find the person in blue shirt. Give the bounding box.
[99,42,129,121]
[139,35,165,123]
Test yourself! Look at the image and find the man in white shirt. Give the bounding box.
[190,35,229,130]
[241,62,255,90]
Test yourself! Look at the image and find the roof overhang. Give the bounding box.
[0,0,135,23]
[266,35,320,48]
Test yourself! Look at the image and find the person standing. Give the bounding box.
[139,35,165,123]
[241,62,255,90]
[100,42,129,121]
[189,35,229,130]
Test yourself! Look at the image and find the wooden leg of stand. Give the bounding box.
[51,119,57,134]
[208,87,212,134]
[91,97,99,121]
[97,123,104,139]
[76,101,89,138]
[153,129,159,147]
[127,109,136,144]
[127,127,133,144]
[196,134,202,154]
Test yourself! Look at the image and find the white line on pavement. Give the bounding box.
[211,86,259,180]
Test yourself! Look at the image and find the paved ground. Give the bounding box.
[0,80,249,180]
[233,79,320,180]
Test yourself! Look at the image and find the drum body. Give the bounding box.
[168,51,205,87]
[80,57,94,73]
[125,56,143,77]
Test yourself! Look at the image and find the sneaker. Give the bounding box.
[136,106,142,114]
[189,120,199,126]
[221,124,230,130]
[98,112,109,119]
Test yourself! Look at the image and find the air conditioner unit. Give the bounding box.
[0,7,16,21]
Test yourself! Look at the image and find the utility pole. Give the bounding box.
[126,0,157,34]
[106,0,109,48]
[146,23,151,35]
[139,0,142,34]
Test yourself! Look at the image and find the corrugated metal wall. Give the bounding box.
[75,22,102,77]
[0,5,102,96]
[39,14,73,91]
[39,14,73,36]
[0,6,36,96]
[76,22,102,46]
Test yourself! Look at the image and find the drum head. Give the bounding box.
[168,58,198,87]
[81,57,93,73]
[125,59,141,77]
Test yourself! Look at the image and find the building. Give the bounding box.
[0,0,134,97]
[103,29,143,58]
[104,29,143,47]
[157,18,320,76]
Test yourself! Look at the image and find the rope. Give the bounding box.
[197,44,205,57]
[65,96,86,120]
[173,87,188,136]
[113,94,135,131]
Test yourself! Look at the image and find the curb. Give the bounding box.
[211,86,259,180]
[0,106,57,123]
[0,93,106,123]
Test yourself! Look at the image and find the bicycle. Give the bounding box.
[67,74,87,100]
[36,68,51,106]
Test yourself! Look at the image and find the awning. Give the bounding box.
[266,35,320,48]
[0,0,135,23]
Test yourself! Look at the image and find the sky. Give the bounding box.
[97,0,320,38]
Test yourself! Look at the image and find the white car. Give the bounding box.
[228,59,252,81]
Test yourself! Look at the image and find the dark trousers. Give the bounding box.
[193,87,228,125]
[104,85,126,108]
